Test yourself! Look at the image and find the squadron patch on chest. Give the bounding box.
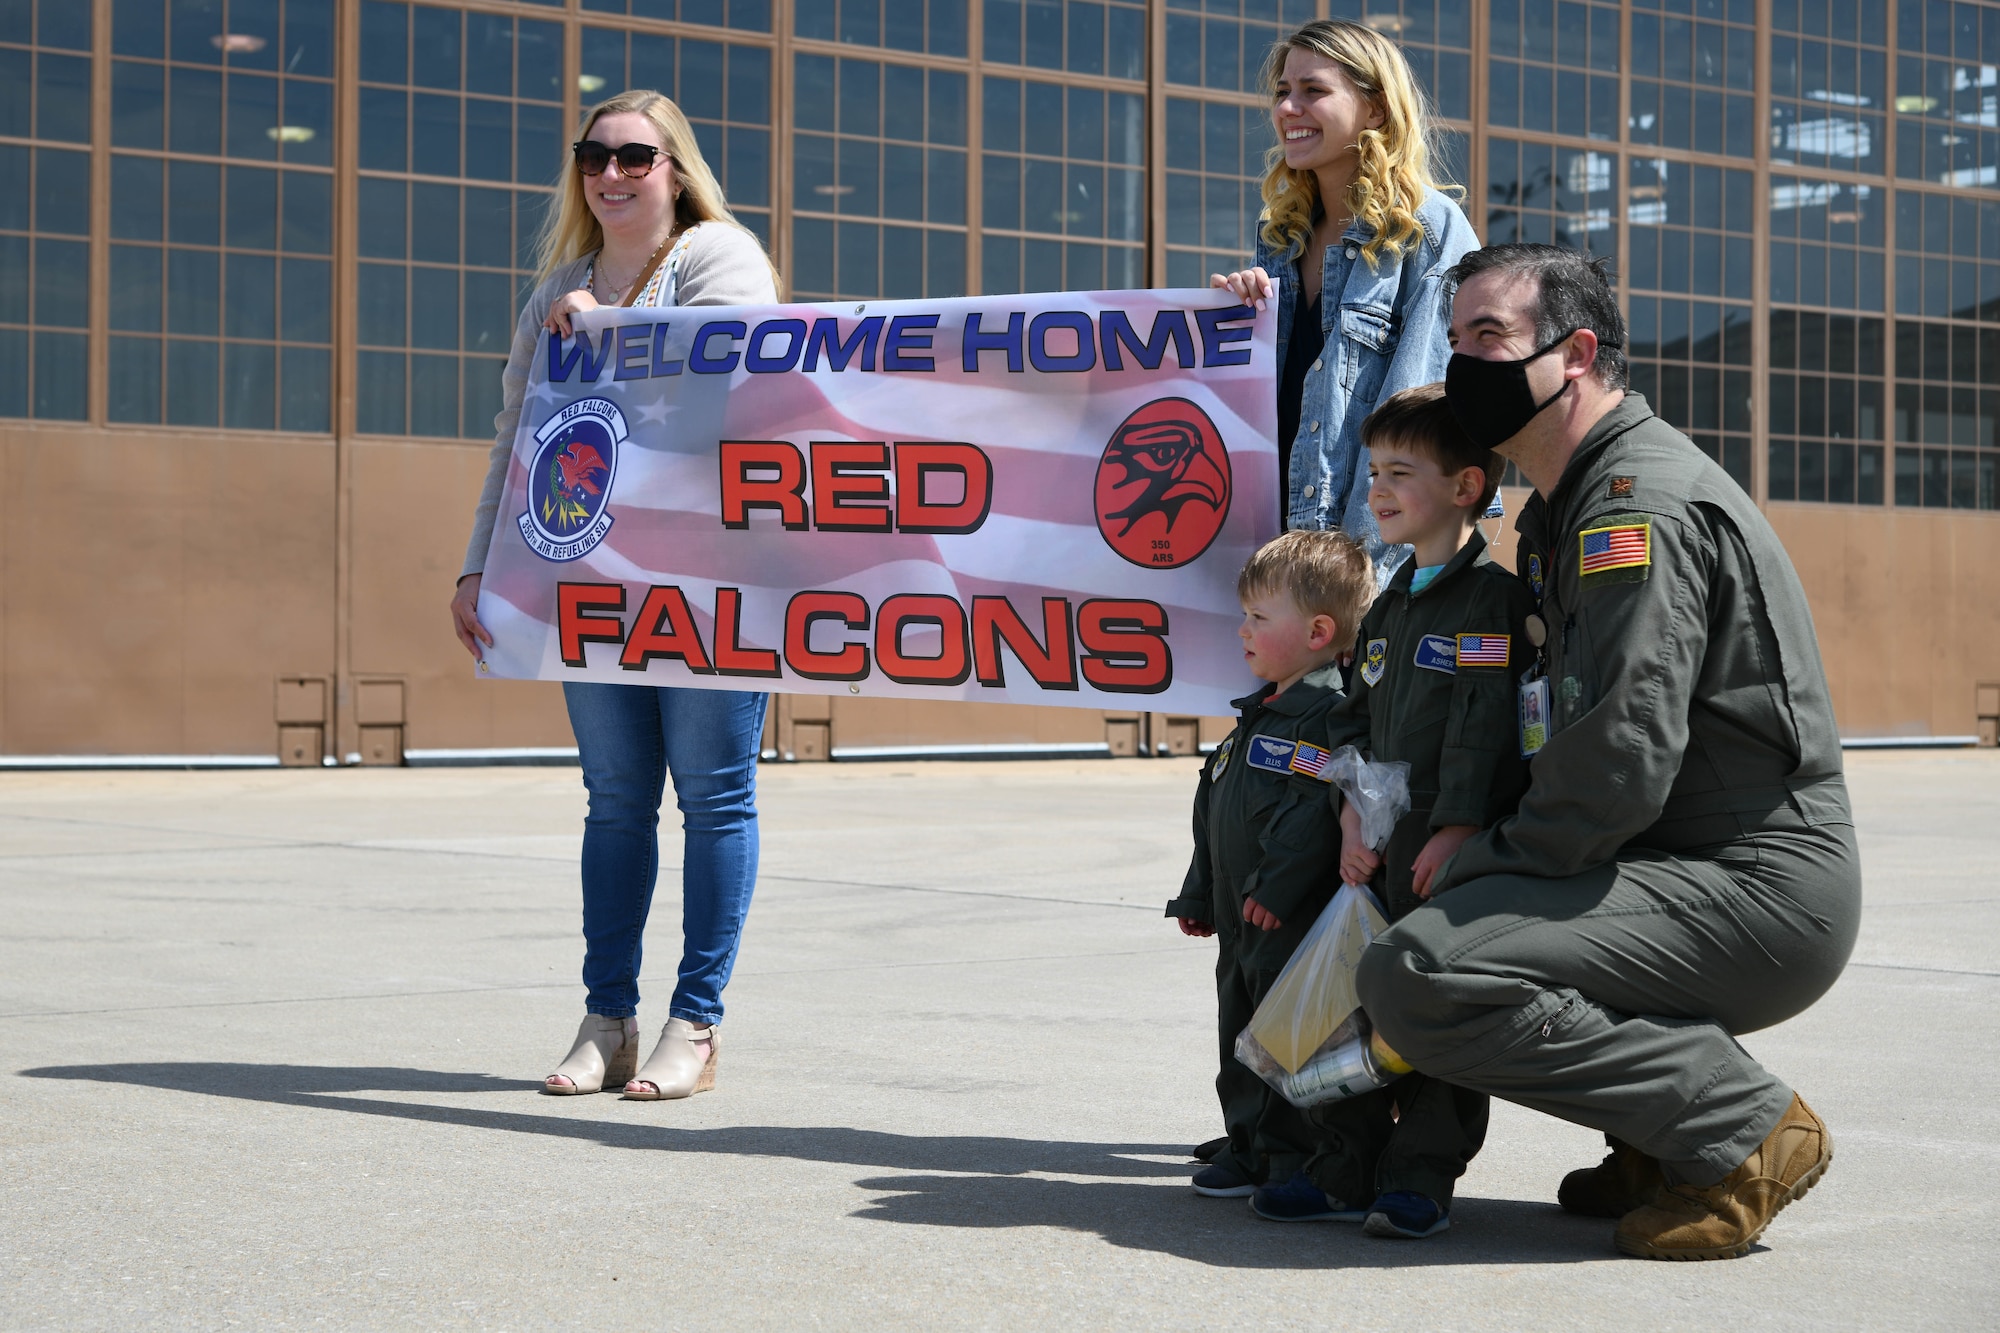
[1361,637,1388,686]
[1209,734,1234,777]
[1413,634,1458,674]
[1244,736,1299,774]
[1527,551,1546,599]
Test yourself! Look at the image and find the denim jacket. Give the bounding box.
[1255,187,1478,583]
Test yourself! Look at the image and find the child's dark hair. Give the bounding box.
[1362,382,1503,513]
[1237,529,1374,639]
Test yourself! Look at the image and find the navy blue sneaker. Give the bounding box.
[1363,1190,1450,1238]
[1249,1170,1371,1222]
[1190,1162,1256,1198]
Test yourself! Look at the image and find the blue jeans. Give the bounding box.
[563,681,768,1026]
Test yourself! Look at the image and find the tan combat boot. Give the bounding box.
[1614,1094,1832,1260]
[1558,1137,1665,1218]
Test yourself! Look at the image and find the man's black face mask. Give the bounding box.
[1444,329,1581,451]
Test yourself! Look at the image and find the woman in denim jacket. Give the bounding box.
[1214,20,1478,583]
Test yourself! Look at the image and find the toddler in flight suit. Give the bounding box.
[1165,529,1377,1203]
[1263,382,1538,1238]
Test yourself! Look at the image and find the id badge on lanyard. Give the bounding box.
[1518,674,1551,757]
[1518,609,1550,758]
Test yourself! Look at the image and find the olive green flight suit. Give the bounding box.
[1356,394,1862,1186]
[1165,662,1346,1187]
[1300,527,1538,1206]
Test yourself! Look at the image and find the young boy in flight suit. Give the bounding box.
[1165,529,1376,1204]
[1263,382,1538,1238]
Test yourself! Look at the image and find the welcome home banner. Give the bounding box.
[475,288,1279,716]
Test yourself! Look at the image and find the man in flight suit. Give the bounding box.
[1354,244,1862,1260]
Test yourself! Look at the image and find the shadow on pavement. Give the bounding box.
[18,1061,1186,1179]
[20,1062,1615,1268]
[850,1173,1615,1269]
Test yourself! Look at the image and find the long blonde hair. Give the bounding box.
[533,89,780,293]
[1257,21,1453,271]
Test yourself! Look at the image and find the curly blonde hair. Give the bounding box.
[533,89,779,292]
[1257,21,1454,272]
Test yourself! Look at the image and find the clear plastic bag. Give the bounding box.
[1233,883,1388,1096]
[1232,751,1414,1108]
[1323,746,1411,853]
[1236,1010,1407,1108]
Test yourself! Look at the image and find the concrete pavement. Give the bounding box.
[0,750,1994,1328]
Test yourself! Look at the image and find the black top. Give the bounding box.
[1276,289,1325,522]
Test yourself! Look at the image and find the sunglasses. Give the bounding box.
[572,140,666,177]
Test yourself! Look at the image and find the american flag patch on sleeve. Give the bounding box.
[1288,741,1333,780]
[1455,634,1511,667]
[1579,521,1651,576]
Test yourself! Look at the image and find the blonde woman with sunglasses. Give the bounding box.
[450,90,779,1102]
[1212,20,1478,584]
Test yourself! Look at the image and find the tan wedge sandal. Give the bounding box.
[542,1015,641,1095]
[623,1018,718,1100]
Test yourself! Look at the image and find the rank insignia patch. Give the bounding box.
[1527,552,1545,598]
[1245,736,1299,774]
[1579,519,1651,584]
[1361,637,1387,686]
[1289,741,1334,780]
[1608,476,1634,498]
[1456,633,1511,667]
[1414,634,1458,674]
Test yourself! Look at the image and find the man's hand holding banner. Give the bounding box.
[476,288,1279,717]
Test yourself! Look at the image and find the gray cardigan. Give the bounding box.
[459,222,779,579]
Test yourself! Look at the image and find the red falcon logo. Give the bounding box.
[1093,397,1232,569]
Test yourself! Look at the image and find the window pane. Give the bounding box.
[112,60,165,148]
[281,346,330,432]
[227,167,279,251]
[225,254,277,339]
[224,342,277,429]
[410,267,460,350]
[409,352,459,436]
[168,160,221,244]
[35,149,91,235]
[165,338,219,425]
[463,355,504,439]
[169,67,222,155]
[410,183,461,263]
[357,263,407,346]
[33,239,88,327]
[33,331,86,419]
[225,72,279,160]
[0,328,24,418]
[167,249,221,335]
[108,336,163,422]
[356,350,405,433]
[282,258,331,343]
[282,172,333,254]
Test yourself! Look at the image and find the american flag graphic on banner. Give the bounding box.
[1455,634,1511,667]
[1580,522,1650,575]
